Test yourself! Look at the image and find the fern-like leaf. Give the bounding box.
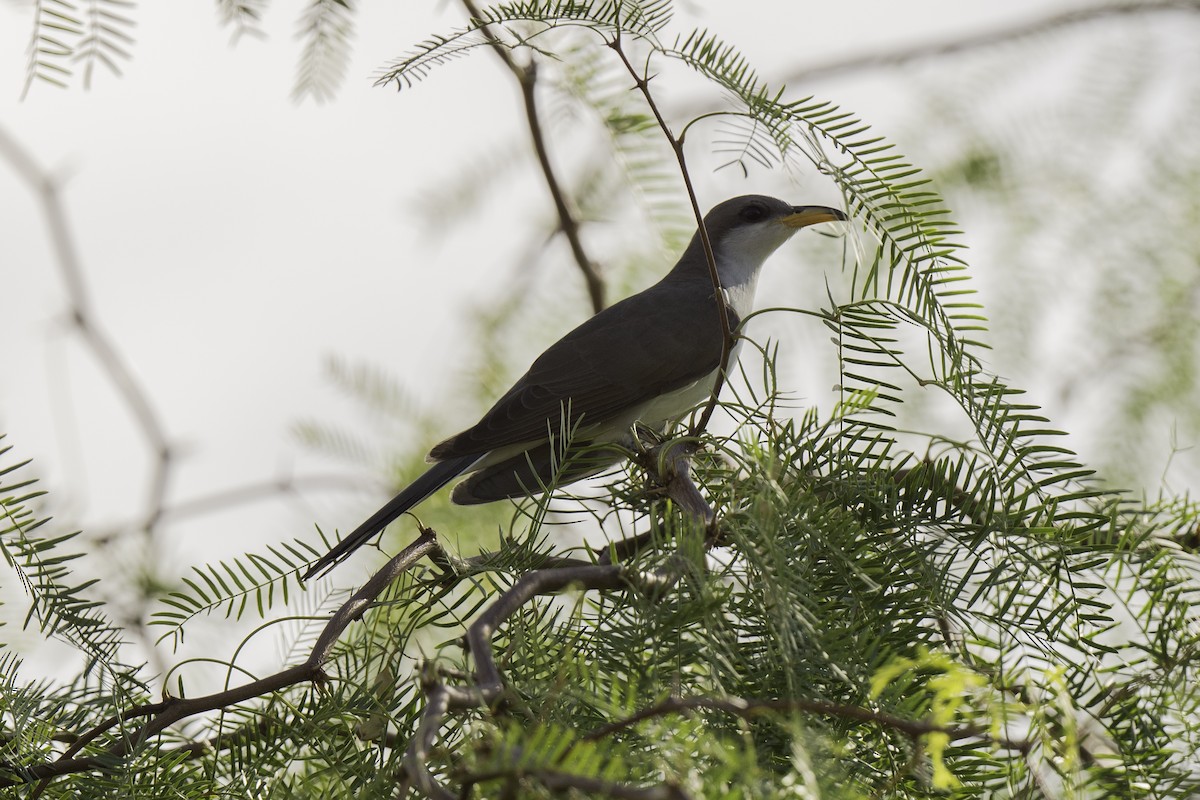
[21,0,83,97]
[293,0,356,103]
[75,0,136,89]
[150,536,323,650]
[216,0,270,42]
[375,0,673,91]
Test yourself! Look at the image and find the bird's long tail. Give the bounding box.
[302,454,479,580]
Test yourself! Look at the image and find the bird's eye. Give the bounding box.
[740,203,767,222]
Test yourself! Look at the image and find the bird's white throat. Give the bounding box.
[715,223,797,318]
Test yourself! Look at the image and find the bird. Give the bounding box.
[303,195,845,579]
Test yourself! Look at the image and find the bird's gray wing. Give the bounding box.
[430,279,730,460]
[449,439,625,504]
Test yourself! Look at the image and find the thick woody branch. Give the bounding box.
[404,561,686,798]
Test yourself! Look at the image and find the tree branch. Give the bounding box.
[4,530,443,791]
[581,695,1030,753]
[0,123,181,684]
[782,0,1200,85]
[0,125,175,543]
[460,0,606,313]
[404,562,684,798]
[401,447,722,798]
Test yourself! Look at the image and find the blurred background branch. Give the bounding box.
[781,0,1200,84]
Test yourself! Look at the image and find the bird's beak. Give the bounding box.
[779,205,847,229]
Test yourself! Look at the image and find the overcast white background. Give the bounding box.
[1,0,1183,645]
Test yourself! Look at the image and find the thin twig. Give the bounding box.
[605,35,733,438]
[460,0,606,313]
[88,472,369,542]
[581,695,1030,753]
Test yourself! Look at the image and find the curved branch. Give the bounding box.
[581,695,1030,753]
[404,561,682,797]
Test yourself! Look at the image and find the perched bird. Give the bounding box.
[304,195,844,579]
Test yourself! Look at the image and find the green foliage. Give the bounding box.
[0,437,153,788]
[375,0,675,91]
[294,0,356,103]
[21,0,135,96]
[216,0,270,42]
[150,536,323,650]
[0,436,130,671]
[905,25,1200,490]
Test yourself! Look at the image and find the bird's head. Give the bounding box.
[684,195,845,293]
[704,194,845,263]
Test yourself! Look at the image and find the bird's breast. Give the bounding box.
[602,339,745,439]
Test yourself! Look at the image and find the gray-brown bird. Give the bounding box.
[304,195,844,578]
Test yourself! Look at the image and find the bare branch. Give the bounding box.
[783,0,1200,85]
[460,0,607,313]
[92,472,370,540]
[0,124,174,543]
[0,122,180,685]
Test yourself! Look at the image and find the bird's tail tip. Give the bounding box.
[301,552,341,582]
